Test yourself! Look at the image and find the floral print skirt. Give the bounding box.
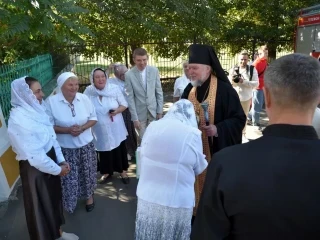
[61,142,97,213]
[135,198,193,240]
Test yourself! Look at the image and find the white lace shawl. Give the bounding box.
[7,77,63,175]
[163,99,198,128]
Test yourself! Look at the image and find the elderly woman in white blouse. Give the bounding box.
[7,77,78,240]
[135,99,207,240]
[46,72,97,213]
[84,68,130,184]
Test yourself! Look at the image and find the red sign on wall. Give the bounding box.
[298,13,320,26]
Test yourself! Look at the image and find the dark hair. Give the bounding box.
[25,77,39,88]
[93,68,107,77]
[133,48,148,58]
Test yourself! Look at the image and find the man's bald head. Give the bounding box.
[114,64,128,81]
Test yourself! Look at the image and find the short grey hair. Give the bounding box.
[114,64,127,75]
[264,53,320,109]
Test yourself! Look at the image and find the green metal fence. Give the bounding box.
[0,54,53,122]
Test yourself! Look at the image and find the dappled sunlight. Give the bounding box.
[94,161,138,203]
[94,180,136,203]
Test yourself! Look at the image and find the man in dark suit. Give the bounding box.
[191,53,320,240]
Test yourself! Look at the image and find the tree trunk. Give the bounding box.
[268,43,277,62]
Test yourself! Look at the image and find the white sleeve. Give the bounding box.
[189,132,208,176]
[82,94,97,121]
[45,97,55,125]
[116,86,128,107]
[8,122,61,176]
[125,72,138,121]
[173,78,180,97]
[53,139,65,164]
[242,68,259,88]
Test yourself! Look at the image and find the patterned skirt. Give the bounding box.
[135,198,193,240]
[122,108,138,156]
[61,142,97,213]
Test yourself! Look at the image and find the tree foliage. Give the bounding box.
[0,0,92,64]
[1,0,320,63]
[221,0,320,58]
[76,0,225,62]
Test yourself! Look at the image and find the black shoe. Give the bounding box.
[98,175,112,184]
[85,197,95,212]
[120,174,130,184]
[252,123,260,127]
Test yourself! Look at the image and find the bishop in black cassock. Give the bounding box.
[181,44,246,216]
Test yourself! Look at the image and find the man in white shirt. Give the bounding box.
[108,64,128,97]
[229,51,259,142]
[125,48,164,142]
[312,107,320,138]
[173,61,190,102]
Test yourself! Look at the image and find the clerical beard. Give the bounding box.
[190,72,209,87]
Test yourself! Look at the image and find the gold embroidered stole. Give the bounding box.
[188,75,218,215]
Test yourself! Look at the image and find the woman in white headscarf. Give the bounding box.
[7,77,78,240]
[135,99,207,240]
[46,72,97,213]
[83,68,130,184]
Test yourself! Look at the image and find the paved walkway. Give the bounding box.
[0,163,138,240]
[0,93,268,240]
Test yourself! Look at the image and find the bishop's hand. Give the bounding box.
[201,124,218,137]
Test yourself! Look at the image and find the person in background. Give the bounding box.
[135,99,207,240]
[46,72,97,213]
[181,44,246,220]
[84,68,130,184]
[229,50,258,142]
[247,45,268,128]
[173,61,190,102]
[8,77,78,240]
[109,64,138,161]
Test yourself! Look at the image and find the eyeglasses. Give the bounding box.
[68,103,76,117]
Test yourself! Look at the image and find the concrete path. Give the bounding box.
[0,162,138,240]
[0,93,268,240]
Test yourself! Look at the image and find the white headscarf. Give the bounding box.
[57,72,77,92]
[163,99,198,128]
[8,77,58,166]
[84,68,116,97]
[10,77,51,125]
